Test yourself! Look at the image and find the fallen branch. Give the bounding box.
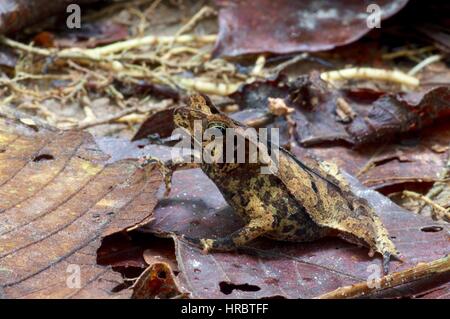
[316,255,450,299]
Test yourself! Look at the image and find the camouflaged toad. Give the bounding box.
[143,94,400,273]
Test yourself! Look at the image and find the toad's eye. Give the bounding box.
[207,122,227,135]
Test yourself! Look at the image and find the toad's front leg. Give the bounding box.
[182,195,275,253]
[139,155,200,196]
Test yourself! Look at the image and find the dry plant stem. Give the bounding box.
[270,53,309,74]
[76,100,172,129]
[382,46,436,60]
[75,34,217,59]
[251,55,267,76]
[356,145,387,177]
[418,157,450,215]
[0,105,57,131]
[0,35,217,61]
[403,191,450,222]
[408,54,442,76]
[317,255,450,299]
[174,6,217,37]
[320,67,419,87]
[176,77,240,95]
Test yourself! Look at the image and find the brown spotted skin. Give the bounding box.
[202,161,331,244]
[156,94,399,273]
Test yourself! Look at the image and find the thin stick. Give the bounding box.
[75,100,172,129]
[175,6,216,37]
[0,34,217,61]
[403,190,450,221]
[382,46,435,60]
[316,255,450,299]
[76,34,217,59]
[408,54,442,76]
[271,53,309,74]
[251,55,267,76]
[418,157,450,215]
[176,77,241,95]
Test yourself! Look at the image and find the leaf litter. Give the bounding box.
[0,0,449,299]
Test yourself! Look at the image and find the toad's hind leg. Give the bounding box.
[182,196,275,252]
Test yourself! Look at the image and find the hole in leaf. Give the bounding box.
[157,271,167,279]
[33,154,54,162]
[420,226,443,233]
[219,281,261,295]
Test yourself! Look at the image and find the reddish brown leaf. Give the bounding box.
[346,87,450,146]
[0,118,162,298]
[295,121,450,190]
[213,0,409,57]
[287,74,450,147]
[132,108,177,142]
[132,262,184,299]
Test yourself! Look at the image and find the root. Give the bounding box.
[320,67,419,87]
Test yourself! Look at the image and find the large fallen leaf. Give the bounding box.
[0,117,162,298]
[213,0,409,57]
[138,149,449,298]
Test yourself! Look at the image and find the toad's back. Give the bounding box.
[201,162,331,242]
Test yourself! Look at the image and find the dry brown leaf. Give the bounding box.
[0,117,162,298]
[213,0,409,57]
[299,122,450,190]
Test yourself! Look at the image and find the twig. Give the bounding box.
[356,145,387,177]
[175,6,216,37]
[176,77,241,95]
[320,67,420,87]
[251,55,267,77]
[403,190,450,222]
[270,53,309,74]
[75,100,172,129]
[382,46,436,60]
[316,255,450,299]
[0,34,217,61]
[77,34,217,59]
[408,54,443,76]
[335,97,356,123]
[418,157,450,216]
